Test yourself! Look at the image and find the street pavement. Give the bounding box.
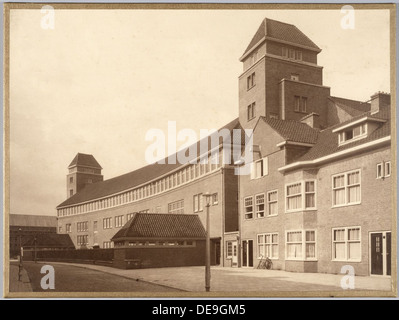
[11,261,394,297]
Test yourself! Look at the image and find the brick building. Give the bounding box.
[56,18,393,275]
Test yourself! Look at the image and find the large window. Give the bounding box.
[286,180,316,212]
[258,233,278,259]
[77,221,88,232]
[168,199,184,214]
[332,227,361,261]
[332,170,361,207]
[103,217,112,229]
[267,190,278,216]
[286,230,316,260]
[193,193,203,213]
[103,241,113,249]
[255,194,265,218]
[66,224,72,233]
[294,96,307,112]
[77,235,88,246]
[244,196,253,220]
[377,161,391,179]
[115,215,124,228]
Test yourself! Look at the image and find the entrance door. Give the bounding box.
[232,242,238,265]
[371,232,391,276]
[215,241,221,265]
[242,240,254,267]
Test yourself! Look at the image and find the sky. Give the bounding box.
[8,7,391,216]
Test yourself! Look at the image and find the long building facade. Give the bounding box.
[56,18,393,275]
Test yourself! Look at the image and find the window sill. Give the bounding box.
[247,117,256,122]
[285,208,317,214]
[247,84,256,91]
[331,202,361,209]
[332,259,361,263]
[286,258,318,262]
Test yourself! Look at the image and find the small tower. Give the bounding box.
[66,153,103,198]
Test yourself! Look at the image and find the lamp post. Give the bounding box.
[18,228,23,281]
[204,192,212,292]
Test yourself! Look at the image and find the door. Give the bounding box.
[215,241,221,265]
[370,232,391,276]
[242,240,254,267]
[371,233,383,275]
[232,242,238,265]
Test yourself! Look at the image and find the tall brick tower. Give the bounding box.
[239,18,331,130]
[66,153,103,198]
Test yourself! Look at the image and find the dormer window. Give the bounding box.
[338,124,367,145]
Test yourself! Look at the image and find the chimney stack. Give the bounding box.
[370,92,390,114]
[301,112,320,129]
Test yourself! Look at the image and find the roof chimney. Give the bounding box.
[370,92,390,114]
[301,112,320,129]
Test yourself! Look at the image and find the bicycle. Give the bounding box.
[256,255,273,270]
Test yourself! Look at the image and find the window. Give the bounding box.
[286,230,316,260]
[103,217,112,229]
[77,235,88,246]
[338,124,367,144]
[377,161,391,179]
[289,49,295,59]
[282,47,288,58]
[212,193,218,205]
[295,50,302,61]
[244,196,253,219]
[70,189,73,197]
[226,241,233,258]
[247,72,255,90]
[332,227,361,261]
[251,157,268,179]
[267,190,278,216]
[93,221,98,232]
[127,213,134,221]
[286,180,316,212]
[301,97,307,112]
[385,161,391,177]
[139,209,149,213]
[291,74,299,81]
[255,194,265,218]
[69,177,73,183]
[168,199,184,214]
[294,96,300,112]
[258,233,278,259]
[247,102,256,121]
[58,226,62,233]
[77,221,88,232]
[103,241,113,249]
[115,215,124,228]
[332,170,361,207]
[193,193,203,213]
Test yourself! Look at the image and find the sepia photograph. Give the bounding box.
[3,3,397,298]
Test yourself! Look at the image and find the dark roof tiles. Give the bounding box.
[111,213,206,240]
[68,153,102,169]
[243,18,320,57]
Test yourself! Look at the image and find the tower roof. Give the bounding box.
[241,18,321,60]
[68,153,102,169]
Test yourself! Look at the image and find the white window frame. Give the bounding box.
[193,193,203,213]
[66,224,71,233]
[168,199,184,214]
[267,190,278,217]
[255,193,265,219]
[285,229,317,261]
[385,161,391,177]
[212,193,218,205]
[244,196,254,220]
[226,241,233,259]
[332,226,361,262]
[376,163,383,179]
[257,232,279,259]
[250,157,268,180]
[338,124,367,145]
[332,169,361,208]
[115,215,124,228]
[285,180,317,213]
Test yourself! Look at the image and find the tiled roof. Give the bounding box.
[329,96,371,116]
[260,117,319,144]
[242,18,320,57]
[68,153,102,169]
[10,214,57,228]
[111,213,206,240]
[22,233,75,248]
[297,106,390,161]
[57,118,242,208]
